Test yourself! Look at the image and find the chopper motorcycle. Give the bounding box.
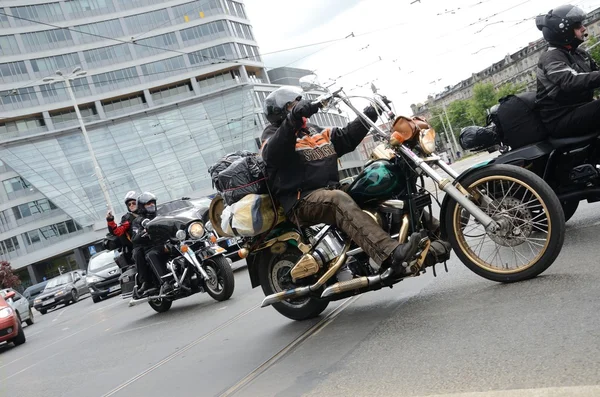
[128,204,235,313]
[211,76,565,321]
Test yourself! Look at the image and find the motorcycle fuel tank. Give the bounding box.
[347,160,406,206]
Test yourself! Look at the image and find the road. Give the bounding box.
[1,152,599,397]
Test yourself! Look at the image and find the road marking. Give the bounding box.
[112,321,167,336]
[0,319,106,370]
[406,385,600,397]
[218,296,360,397]
[52,307,68,322]
[101,304,261,397]
[1,351,62,381]
[217,306,228,311]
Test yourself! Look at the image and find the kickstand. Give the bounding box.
[432,264,437,277]
[444,260,448,273]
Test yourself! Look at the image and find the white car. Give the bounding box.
[0,288,34,326]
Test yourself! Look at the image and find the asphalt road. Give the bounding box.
[1,152,599,397]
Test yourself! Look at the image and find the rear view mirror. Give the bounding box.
[299,74,323,92]
[4,291,16,300]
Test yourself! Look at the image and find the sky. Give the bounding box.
[243,0,600,115]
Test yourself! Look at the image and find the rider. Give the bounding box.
[131,192,173,296]
[261,86,450,276]
[536,4,600,138]
[106,191,138,265]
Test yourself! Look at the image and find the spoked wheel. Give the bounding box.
[444,164,565,283]
[257,247,329,321]
[203,256,235,302]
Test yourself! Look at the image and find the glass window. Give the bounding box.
[11,3,64,25]
[0,237,20,254]
[225,0,247,18]
[22,29,74,51]
[3,176,31,194]
[74,19,123,44]
[115,0,164,10]
[230,21,254,40]
[150,82,192,102]
[50,105,97,125]
[30,53,81,77]
[83,44,132,68]
[188,43,236,65]
[134,33,179,58]
[180,20,229,45]
[140,56,186,78]
[63,0,115,19]
[0,61,29,84]
[172,0,223,22]
[0,35,20,56]
[13,199,57,220]
[0,116,46,138]
[124,9,170,35]
[92,67,139,93]
[0,13,10,29]
[102,94,146,114]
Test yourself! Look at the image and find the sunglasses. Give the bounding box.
[127,201,136,207]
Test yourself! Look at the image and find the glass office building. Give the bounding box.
[0,1,358,284]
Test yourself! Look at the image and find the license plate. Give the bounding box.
[227,239,237,247]
[108,285,120,292]
[43,298,55,305]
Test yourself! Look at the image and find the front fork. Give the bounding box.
[181,247,211,280]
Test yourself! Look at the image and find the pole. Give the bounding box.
[64,77,114,214]
[442,103,461,158]
[437,113,455,161]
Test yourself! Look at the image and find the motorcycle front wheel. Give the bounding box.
[203,256,235,302]
[444,164,565,283]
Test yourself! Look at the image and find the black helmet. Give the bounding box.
[263,86,303,125]
[536,4,587,47]
[137,192,157,217]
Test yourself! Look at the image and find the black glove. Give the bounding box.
[363,105,381,122]
[290,100,320,121]
[106,211,114,222]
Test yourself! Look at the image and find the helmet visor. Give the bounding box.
[566,6,586,23]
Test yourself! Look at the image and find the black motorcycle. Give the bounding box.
[125,204,235,313]
[461,92,600,222]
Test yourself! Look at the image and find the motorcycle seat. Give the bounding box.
[548,133,598,150]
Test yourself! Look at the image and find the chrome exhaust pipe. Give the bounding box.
[321,268,393,298]
[261,242,351,308]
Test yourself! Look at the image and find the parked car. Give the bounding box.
[86,250,121,303]
[33,271,88,314]
[0,292,26,346]
[0,289,34,326]
[22,281,48,308]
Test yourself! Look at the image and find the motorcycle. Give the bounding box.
[211,75,565,321]
[126,205,235,313]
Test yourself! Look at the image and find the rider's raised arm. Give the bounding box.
[329,106,378,157]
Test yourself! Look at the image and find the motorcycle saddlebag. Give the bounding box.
[459,125,500,151]
[208,150,254,191]
[494,92,548,149]
[220,194,285,237]
[218,155,268,206]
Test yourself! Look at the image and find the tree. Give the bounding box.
[587,36,600,65]
[496,82,526,100]
[0,261,21,289]
[468,83,498,125]
[447,100,475,130]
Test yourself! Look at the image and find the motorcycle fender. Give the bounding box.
[439,161,494,238]
[247,230,303,289]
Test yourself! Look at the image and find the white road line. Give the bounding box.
[101,304,261,397]
[52,307,69,322]
[1,351,62,381]
[112,321,167,336]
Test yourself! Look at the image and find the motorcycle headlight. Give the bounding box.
[419,128,436,155]
[188,222,205,239]
[0,307,14,318]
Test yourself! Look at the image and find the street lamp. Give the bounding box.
[43,68,114,215]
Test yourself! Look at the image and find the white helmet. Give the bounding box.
[123,191,137,206]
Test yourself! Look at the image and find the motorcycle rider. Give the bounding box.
[536,4,600,138]
[261,86,450,276]
[106,191,138,265]
[131,192,174,296]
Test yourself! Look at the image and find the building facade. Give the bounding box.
[411,7,600,119]
[0,2,360,286]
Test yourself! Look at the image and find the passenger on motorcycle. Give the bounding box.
[536,4,600,138]
[261,86,450,276]
[106,191,138,265]
[131,192,173,296]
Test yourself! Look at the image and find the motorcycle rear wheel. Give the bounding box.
[444,164,565,283]
[258,247,329,321]
[148,298,172,313]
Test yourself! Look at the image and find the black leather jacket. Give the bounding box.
[536,46,600,124]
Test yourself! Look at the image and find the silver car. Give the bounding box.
[0,288,34,326]
[86,250,122,303]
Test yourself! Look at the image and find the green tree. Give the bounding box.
[587,36,600,65]
[496,82,526,100]
[468,83,498,125]
[447,100,475,130]
[0,261,20,289]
